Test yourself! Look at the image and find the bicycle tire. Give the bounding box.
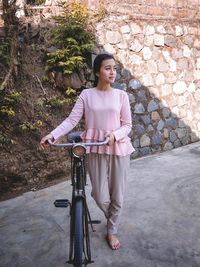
[74,199,83,267]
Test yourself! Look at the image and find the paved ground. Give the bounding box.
[1,141,200,267]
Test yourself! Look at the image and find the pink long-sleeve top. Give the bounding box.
[51,88,135,156]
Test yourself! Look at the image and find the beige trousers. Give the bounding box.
[87,153,130,235]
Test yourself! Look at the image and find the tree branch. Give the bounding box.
[0,66,14,91]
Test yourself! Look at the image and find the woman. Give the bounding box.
[39,53,134,250]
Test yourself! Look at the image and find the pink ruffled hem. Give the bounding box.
[80,128,135,156]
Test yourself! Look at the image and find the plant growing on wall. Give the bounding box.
[46,1,96,75]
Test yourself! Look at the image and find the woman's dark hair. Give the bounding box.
[93,53,115,86]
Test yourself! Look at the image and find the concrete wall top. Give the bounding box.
[83,0,200,22]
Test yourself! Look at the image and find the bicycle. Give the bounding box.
[48,131,109,267]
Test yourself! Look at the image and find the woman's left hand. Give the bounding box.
[106,132,115,145]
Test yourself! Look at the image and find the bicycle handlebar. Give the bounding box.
[48,136,110,148]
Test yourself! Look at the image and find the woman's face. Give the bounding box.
[96,58,117,85]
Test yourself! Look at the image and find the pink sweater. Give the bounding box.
[51,88,135,156]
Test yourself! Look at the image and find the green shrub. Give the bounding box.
[19,120,43,131]
[0,132,16,146]
[38,87,78,109]
[0,90,22,119]
[46,1,95,75]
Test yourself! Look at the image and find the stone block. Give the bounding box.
[164,35,177,47]
[120,25,130,34]
[135,124,145,135]
[144,35,154,46]
[147,100,159,112]
[178,95,188,107]
[171,106,179,117]
[142,47,152,60]
[154,34,165,46]
[173,81,187,95]
[178,120,186,128]
[156,73,165,86]
[165,72,177,84]
[175,25,184,36]
[151,111,160,121]
[194,70,200,80]
[163,141,173,151]
[152,131,162,145]
[134,103,145,114]
[194,89,200,101]
[166,118,178,129]
[143,25,155,36]
[142,74,154,87]
[163,128,169,138]
[162,107,171,118]
[130,39,143,52]
[117,41,128,49]
[157,119,165,131]
[181,135,190,145]
[140,134,151,147]
[129,79,141,90]
[128,93,136,104]
[190,132,199,142]
[174,139,182,148]
[121,68,131,79]
[171,48,183,59]
[194,39,200,49]
[149,87,160,98]
[169,59,177,72]
[184,35,194,46]
[147,61,157,73]
[191,48,200,58]
[137,90,147,101]
[158,60,169,72]
[169,131,178,142]
[113,83,127,91]
[133,139,140,148]
[106,30,121,44]
[196,58,200,69]
[156,25,166,34]
[177,58,189,70]
[183,45,191,57]
[147,124,154,132]
[152,47,160,60]
[176,128,187,139]
[139,147,152,156]
[103,43,116,54]
[160,84,172,97]
[129,54,142,65]
[130,23,142,34]
[141,115,151,125]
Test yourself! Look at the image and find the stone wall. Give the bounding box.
[94,15,200,157]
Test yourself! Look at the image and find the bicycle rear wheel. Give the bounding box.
[74,198,83,267]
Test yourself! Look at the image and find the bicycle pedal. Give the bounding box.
[89,220,101,224]
[54,199,70,207]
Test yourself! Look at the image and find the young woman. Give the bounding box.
[39,53,134,250]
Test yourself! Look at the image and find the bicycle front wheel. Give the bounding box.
[74,199,83,267]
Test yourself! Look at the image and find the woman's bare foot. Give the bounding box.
[106,234,120,250]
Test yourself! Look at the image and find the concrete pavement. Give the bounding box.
[0,141,200,267]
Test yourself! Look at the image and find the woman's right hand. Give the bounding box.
[38,133,54,150]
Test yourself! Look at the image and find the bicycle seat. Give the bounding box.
[67,131,83,143]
